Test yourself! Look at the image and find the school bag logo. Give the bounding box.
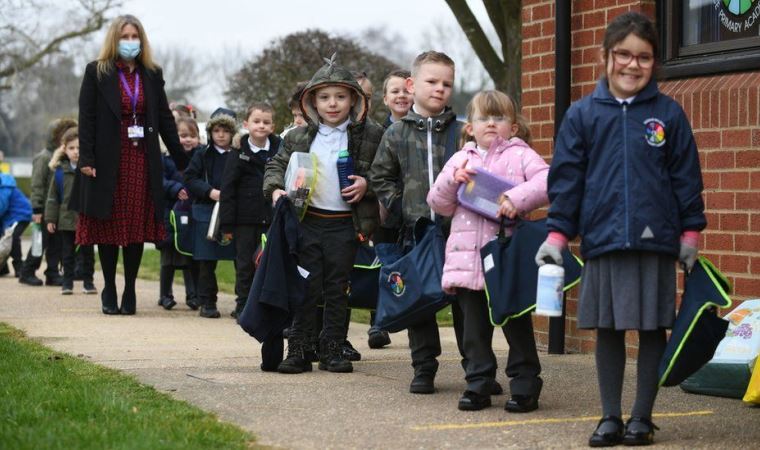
[387,271,406,297]
[644,118,666,147]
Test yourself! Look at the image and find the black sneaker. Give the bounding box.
[19,274,43,286]
[61,284,73,295]
[458,390,492,411]
[277,340,313,374]
[341,340,361,361]
[367,330,391,349]
[82,281,97,295]
[158,295,177,310]
[199,305,220,318]
[319,339,353,373]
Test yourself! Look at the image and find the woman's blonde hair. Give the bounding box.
[96,15,157,78]
[464,90,532,146]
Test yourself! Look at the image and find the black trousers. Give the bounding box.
[59,231,94,284]
[233,223,267,309]
[290,213,356,343]
[407,299,466,377]
[457,289,542,396]
[22,221,62,279]
[197,260,219,307]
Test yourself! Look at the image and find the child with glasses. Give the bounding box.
[427,90,549,412]
[535,12,705,446]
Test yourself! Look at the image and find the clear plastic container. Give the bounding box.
[284,152,317,218]
[535,264,564,317]
[31,223,43,257]
[456,167,517,223]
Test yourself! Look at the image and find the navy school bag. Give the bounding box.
[481,218,583,326]
[374,218,449,333]
[169,199,193,256]
[658,256,731,387]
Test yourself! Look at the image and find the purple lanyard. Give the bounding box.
[118,69,140,120]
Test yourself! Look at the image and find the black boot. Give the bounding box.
[19,273,43,286]
[277,339,313,374]
[318,338,353,373]
[101,285,119,315]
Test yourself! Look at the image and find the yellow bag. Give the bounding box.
[743,357,760,404]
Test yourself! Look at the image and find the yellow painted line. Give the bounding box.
[411,410,714,431]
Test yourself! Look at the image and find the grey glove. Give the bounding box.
[679,242,698,272]
[535,241,563,266]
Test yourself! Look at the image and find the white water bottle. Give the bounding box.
[31,223,43,257]
[535,264,564,317]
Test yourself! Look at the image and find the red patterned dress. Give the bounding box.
[76,62,165,246]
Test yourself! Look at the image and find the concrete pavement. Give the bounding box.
[1,266,758,449]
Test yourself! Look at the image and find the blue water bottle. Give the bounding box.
[336,149,354,200]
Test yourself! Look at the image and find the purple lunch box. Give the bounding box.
[456,167,517,223]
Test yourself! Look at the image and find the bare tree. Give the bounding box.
[0,0,119,89]
[443,0,521,102]
[153,47,207,105]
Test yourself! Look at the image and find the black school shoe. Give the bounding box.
[589,416,625,447]
[45,276,63,286]
[61,284,74,295]
[367,330,391,349]
[19,274,43,286]
[277,340,313,374]
[341,340,361,361]
[101,287,120,315]
[504,394,539,413]
[199,305,220,318]
[185,296,200,310]
[458,390,492,411]
[622,417,658,446]
[158,295,177,310]
[410,373,435,394]
[318,339,353,373]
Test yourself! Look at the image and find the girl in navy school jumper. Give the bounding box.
[535,12,705,447]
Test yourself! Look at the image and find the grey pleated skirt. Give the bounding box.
[578,251,677,330]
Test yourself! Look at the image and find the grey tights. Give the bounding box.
[595,328,667,418]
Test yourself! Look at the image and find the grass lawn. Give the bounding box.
[0,323,254,450]
[136,247,453,327]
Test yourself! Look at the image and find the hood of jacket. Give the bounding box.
[299,54,368,127]
[205,113,237,137]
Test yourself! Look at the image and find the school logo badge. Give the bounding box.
[388,271,405,297]
[644,118,666,147]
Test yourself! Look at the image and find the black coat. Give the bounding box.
[72,60,188,220]
[219,133,281,233]
[238,197,305,343]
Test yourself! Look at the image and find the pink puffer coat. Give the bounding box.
[427,136,549,293]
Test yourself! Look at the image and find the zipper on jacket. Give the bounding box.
[622,102,630,248]
[426,117,435,221]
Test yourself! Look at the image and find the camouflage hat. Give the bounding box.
[299,53,368,126]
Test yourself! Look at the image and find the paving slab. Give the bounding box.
[1,266,758,449]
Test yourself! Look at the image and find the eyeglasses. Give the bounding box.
[472,116,508,124]
[611,49,654,68]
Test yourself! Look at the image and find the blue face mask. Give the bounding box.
[118,40,141,60]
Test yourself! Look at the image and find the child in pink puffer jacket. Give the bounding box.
[427,90,549,413]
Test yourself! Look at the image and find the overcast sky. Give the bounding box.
[98,0,494,110]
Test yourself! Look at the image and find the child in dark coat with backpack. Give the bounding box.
[220,102,281,319]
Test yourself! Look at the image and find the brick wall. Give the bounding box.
[521,0,760,354]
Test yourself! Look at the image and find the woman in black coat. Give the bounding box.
[73,14,188,315]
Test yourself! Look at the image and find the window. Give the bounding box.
[658,0,760,78]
